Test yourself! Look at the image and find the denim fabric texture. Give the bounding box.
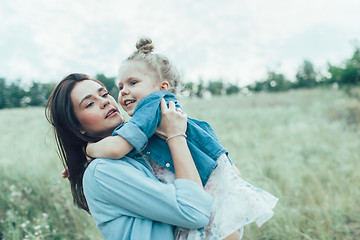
[113,91,228,185]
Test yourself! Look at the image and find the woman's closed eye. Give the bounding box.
[85,101,94,108]
[102,92,110,98]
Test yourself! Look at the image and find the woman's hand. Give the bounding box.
[157,99,202,186]
[155,99,187,138]
[62,168,69,179]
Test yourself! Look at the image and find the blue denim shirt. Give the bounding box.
[83,157,213,239]
[113,91,228,185]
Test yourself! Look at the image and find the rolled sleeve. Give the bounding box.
[113,122,148,151]
[112,91,179,152]
[84,158,214,229]
[173,178,214,228]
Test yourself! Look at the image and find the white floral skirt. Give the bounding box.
[146,154,278,240]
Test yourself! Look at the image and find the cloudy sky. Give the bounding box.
[1,0,359,86]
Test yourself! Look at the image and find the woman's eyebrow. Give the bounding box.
[79,87,104,107]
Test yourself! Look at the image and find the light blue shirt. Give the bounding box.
[83,157,214,240]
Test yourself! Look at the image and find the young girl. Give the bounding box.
[86,37,278,240]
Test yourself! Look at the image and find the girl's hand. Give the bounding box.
[155,99,187,138]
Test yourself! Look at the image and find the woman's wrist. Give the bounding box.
[166,132,187,143]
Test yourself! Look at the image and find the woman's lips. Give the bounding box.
[105,108,118,118]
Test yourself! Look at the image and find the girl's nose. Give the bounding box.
[120,87,129,96]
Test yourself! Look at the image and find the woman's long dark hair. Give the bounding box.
[45,73,105,212]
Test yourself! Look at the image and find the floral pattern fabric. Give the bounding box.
[145,154,278,240]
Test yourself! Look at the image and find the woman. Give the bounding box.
[45,73,213,239]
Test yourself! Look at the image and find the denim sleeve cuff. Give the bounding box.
[174,179,214,216]
[113,122,148,151]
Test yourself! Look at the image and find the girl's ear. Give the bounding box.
[160,80,170,91]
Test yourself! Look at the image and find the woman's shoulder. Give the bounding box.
[82,157,161,201]
[84,157,151,181]
[86,157,136,173]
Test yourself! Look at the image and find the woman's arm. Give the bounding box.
[157,99,202,186]
[84,99,211,228]
[84,158,213,229]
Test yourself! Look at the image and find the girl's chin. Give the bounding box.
[125,110,134,117]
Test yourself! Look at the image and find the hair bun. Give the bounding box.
[136,37,154,54]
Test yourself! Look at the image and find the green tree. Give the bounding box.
[182,82,195,97]
[0,78,6,109]
[95,73,118,98]
[266,71,292,92]
[42,82,57,101]
[327,48,360,86]
[248,81,267,92]
[327,64,342,84]
[27,82,45,106]
[295,60,318,88]
[207,79,223,96]
[6,80,26,108]
[248,71,291,92]
[225,83,240,95]
[196,79,204,98]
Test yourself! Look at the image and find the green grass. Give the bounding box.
[182,88,360,240]
[1,88,359,239]
[0,108,102,239]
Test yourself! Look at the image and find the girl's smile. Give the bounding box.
[117,61,163,116]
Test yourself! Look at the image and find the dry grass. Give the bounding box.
[0,88,359,239]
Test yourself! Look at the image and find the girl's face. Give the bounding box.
[117,61,165,116]
[71,80,124,138]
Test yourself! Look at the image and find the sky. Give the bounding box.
[0,0,359,86]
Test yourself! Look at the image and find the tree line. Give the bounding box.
[0,48,359,109]
[247,48,360,93]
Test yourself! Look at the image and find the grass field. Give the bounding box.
[0,88,359,239]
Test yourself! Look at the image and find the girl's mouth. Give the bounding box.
[124,99,136,106]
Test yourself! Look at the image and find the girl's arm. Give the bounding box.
[86,92,174,159]
[113,91,177,152]
[86,135,133,159]
[84,99,211,228]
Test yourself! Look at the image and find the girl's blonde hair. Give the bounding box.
[122,37,181,94]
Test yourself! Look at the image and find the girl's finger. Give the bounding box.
[62,168,69,179]
[168,101,176,111]
[160,98,167,113]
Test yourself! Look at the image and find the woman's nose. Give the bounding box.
[101,98,110,108]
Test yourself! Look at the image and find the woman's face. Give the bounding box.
[71,80,124,138]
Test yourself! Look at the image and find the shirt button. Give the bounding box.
[146,151,150,155]
[165,163,170,168]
